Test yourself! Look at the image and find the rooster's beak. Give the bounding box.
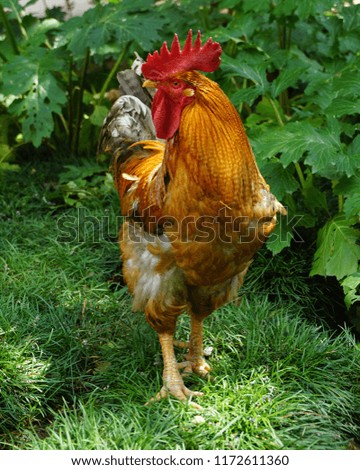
[143,79,157,88]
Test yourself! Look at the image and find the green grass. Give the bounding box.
[0,159,359,450]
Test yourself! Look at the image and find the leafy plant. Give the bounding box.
[210,0,360,309]
[0,0,168,155]
[0,0,358,313]
[57,159,115,207]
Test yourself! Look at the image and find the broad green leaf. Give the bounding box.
[339,32,360,54]
[243,0,270,13]
[225,13,260,39]
[231,86,263,106]
[270,66,308,98]
[26,18,61,47]
[255,120,359,179]
[305,64,360,113]
[266,214,293,255]
[89,105,110,127]
[341,273,360,309]
[342,4,360,32]
[304,69,331,98]
[349,134,360,156]
[344,192,360,219]
[302,185,328,213]
[296,0,316,19]
[60,3,166,59]
[304,126,359,179]
[257,159,299,200]
[0,49,66,147]
[255,96,286,124]
[332,69,360,97]
[310,215,360,280]
[113,13,166,50]
[273,0,297,17]
[59,162,106,184]
[1,0,23,18]
[333,175,360,196]
[325,98,360,117]
[222,56,270,94]
[0,162,20,172]
[252,122,312,167]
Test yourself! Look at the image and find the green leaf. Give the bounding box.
[257,159,299,200]
[222,55,270,94]
[255,120,359,179]
[89,105,109,127]
[270,66,308,98]
[332,69,360,98]
[59,162,106,184]
[305,64,360,112]
[304,126,359,179]
[224,13,260,39]
[349,133,360,153]
[252,122,311,167]
[273,0,297,17]
[333,175,360,196]
[219,0,242,7]
[302,184,328,213]
[343,192,360,219]
[0,49,66,147]
[60,3,166,60]
[310,215,360,280]
[295,0,315,19]
[26,18,61,47]
[231,86,263,106]
[0,162,20,172]
[243,0,270,13]
[325,98,360,117]
[341,273,360,309]
[266,214,293,255]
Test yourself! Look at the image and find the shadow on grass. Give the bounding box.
[0,161,359,450]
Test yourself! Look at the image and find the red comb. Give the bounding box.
[142,30,222,80]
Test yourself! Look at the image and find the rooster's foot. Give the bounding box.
[152,333,204,409]
[146,382,203,409]
[182,355,211,378]
[174,341,212,377]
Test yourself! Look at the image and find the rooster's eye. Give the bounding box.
[172,81,180,88]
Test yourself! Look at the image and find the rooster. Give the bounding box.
[99,30,285,406]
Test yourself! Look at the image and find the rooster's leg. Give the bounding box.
[151,332,203,406]
[183,314,211,377]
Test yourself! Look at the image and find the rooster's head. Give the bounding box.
[141,30,222,140]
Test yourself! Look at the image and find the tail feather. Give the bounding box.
[117,69,154,109]
[98,94,156,157]
[98,60,166,226]
[98,55,156,158]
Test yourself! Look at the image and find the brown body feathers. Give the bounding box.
[99,31,286,404]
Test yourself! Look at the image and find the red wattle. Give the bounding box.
[152,90,182,140]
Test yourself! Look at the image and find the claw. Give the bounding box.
[177,361,191,370]
[184,354,211,377]
[146,384,203,409]
[154,332,203,408]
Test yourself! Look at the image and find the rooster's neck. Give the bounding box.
[164,80,262,208]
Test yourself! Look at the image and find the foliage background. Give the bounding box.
[0,0,359,450]
[1,0,359,311]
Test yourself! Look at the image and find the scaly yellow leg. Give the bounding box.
[147,332,203,407]
[183,315,211,377]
